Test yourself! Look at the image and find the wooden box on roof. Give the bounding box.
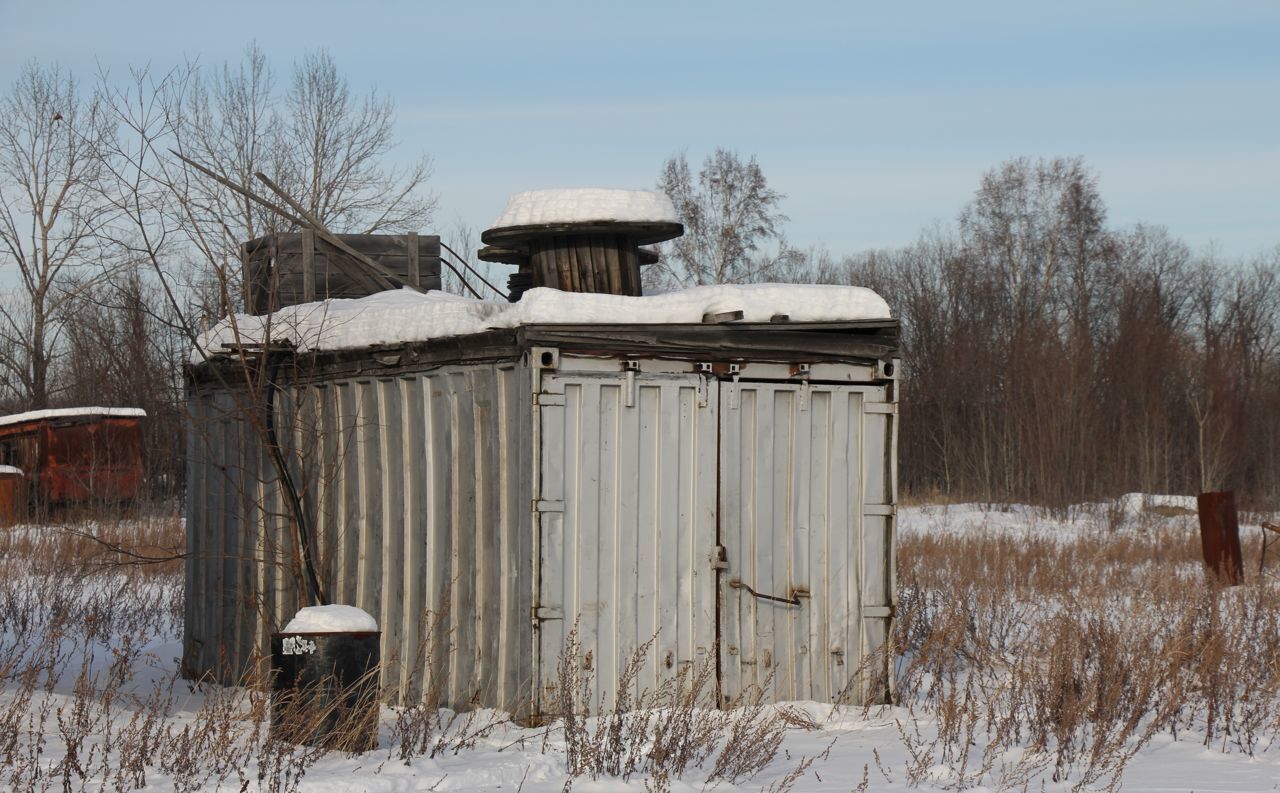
[242,231,442,313]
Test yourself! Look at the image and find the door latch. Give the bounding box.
[712,544,729,570]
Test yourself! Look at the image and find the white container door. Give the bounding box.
[534,370,719,718]
[718,380,895,705]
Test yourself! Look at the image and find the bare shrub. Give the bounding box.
[895,514,1280,789]
[547,622,791,790]
[387,599,508,763]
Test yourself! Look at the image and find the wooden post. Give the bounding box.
[1197,491,1244,586]
[301,229,316,304]
[407,232,420,288]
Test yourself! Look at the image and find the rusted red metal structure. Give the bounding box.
[0,408,146,510]
[0,466,23,526]
[1196,490,1244,586]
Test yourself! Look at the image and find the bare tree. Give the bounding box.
[92,49,442,609]
[60,262,186,498]
[648,148,800,291]
[279,50,437,235]
[156,45,437,320]
[0,62,115,409]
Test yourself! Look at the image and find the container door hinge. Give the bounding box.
[622,360,639,408]
[862,605,895,619]
[695,363,712,407]
[533,606,564,621]
[533,499,565,513]
[534,392,566,407]
[795,363,812,411]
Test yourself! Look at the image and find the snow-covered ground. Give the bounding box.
[4,502,1280,792]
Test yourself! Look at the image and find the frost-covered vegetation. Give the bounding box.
[2,503,1280,791]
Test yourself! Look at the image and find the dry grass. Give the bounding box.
[894,512,1280,790]
[546,621,823,793]
[0,514,185,576]
[9,503,1277,791]
[0,512,823,792]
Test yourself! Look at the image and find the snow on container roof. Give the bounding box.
[192,283,892,361]
[490,188,678,228]
[0,407,147,429]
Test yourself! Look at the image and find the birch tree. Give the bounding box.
[648,147,800,291]
[0,62,115,409]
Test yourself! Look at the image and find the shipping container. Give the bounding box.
[0,407,146,511]
[184,320,898,720]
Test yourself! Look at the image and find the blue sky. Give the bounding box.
[2,0,1276,258]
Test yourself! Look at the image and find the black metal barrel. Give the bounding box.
[270,631,381,752]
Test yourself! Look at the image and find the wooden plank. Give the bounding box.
[313,238,394,295]
[570,239,585,293]
[593,240,607,293]
[534,242,556,290]
[301,229,316,304]
[556,241,574,292]
[603,235,622,294]
[561,240,579,293]
[254,234,442,308]
[576,239,592,293]
[585,240,601,294]
[620,245,640,296]
[420,236,442,277]
[408,232,420,288]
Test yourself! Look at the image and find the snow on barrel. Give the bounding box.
[282,604,378,633]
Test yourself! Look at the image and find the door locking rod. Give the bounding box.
[728,578,810,607]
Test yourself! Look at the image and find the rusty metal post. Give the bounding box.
[1197,491,1244,586]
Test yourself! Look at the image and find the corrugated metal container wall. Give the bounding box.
[186,329,898,719]
[185,389,267,683]
[719,380,896,705]
[532,369,719,717]
[529,356,897,717]
[184,363,534,712]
